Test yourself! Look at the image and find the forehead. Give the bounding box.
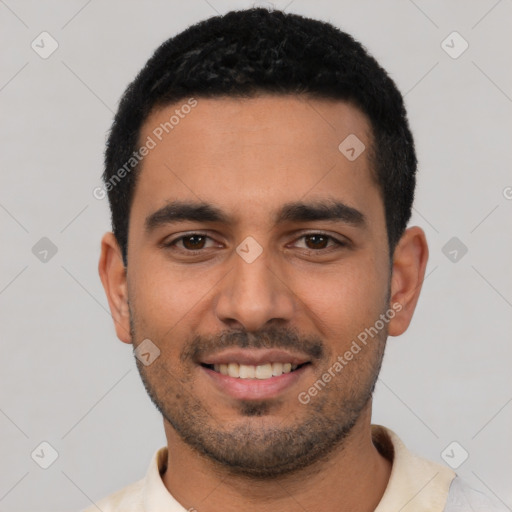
[131,95,381,230]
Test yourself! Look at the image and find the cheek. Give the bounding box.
[290,255,388,344]
[129,260,226,332]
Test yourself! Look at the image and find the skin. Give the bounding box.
[99,95,428,512]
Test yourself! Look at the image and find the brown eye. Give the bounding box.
[292,233,347,253]
[304,234,330,250]
[162,232,220,255]
[181,235,207,250]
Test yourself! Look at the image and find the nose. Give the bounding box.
[214,248,296,332]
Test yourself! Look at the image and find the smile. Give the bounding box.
[201,362,310,380]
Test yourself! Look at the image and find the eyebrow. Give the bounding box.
[144,199,367,234]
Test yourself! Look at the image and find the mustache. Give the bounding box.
[181,325,325,363]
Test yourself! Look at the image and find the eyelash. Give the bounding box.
[162,232,348,255]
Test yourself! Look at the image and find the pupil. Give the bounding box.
[306,235,327,249]
[184,235,205,250]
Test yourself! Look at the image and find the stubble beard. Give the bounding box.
[129,308,388,479]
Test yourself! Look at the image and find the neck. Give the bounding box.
[161,403,392,512]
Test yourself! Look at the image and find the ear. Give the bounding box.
[98,232,132,344]
[387,226,429,337]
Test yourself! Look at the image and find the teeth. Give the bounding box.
[239,364,255,378]
[210,362,302,379]
[228,363,240,378]
[272,362,283,376]
[255,363,273,379]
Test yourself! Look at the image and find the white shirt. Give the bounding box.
[80,424,506,511]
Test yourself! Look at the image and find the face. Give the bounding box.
[124,95,393,477]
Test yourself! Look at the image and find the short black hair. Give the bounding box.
[103,7,417,266]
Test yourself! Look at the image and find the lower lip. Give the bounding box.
[201,365,310,401]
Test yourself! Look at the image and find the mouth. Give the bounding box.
[200,361,311,379]
[198,349,313,401]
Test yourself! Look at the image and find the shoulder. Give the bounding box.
[78,446,171,512]
[443,476,509,512]
[79,477,145,512]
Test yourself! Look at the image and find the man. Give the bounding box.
[88,7,504,512]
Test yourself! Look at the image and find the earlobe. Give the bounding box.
[98,232,132,344]
[387,226,429,337]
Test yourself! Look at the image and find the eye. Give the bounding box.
[163,233,218,252]
[293,233,347,251]
[162,232,348,256]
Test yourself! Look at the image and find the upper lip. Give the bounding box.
[200,349,310,366]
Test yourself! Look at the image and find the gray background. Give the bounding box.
[1,0,511,511]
